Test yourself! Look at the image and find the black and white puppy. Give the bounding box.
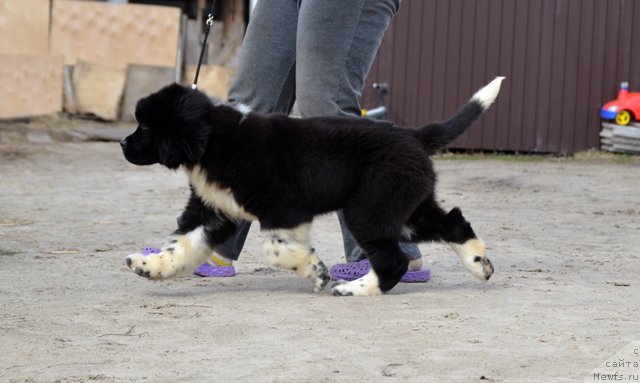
[121,77,504,296]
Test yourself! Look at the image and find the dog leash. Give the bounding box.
[192,2,216,89]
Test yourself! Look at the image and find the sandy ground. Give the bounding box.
[0,140,639,383]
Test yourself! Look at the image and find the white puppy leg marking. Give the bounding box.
[449,238,494,281]
[331,268,382,297]
[125,227,211,279]
[262,224,330,293]
[471,76,505,111]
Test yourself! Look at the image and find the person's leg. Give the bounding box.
[226,0,298,113]
[207,0,299,265]
[296,0,423,266]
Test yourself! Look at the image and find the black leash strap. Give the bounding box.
[192,1,216,89]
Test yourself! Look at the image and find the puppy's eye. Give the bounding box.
[140,125,150,132]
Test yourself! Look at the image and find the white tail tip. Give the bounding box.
[471,76,505,110]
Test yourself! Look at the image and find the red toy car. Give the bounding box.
[601,82,640,126]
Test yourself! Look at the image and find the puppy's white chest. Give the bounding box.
[186,165,257,221]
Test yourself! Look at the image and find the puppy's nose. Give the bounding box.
[120,138,127,148]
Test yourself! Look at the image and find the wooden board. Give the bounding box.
[600,122,640,153]
[50,1,181,68]
[0,54,62,119]
[0,0,50,55]
[72,60,127,121]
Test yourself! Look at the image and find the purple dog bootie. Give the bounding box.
[330,259,431,283]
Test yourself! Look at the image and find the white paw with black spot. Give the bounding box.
[331,280,355,296]
[311,261,331,293]
[125,252,173,280]
[465,255,494,281]
[330,271,382,297]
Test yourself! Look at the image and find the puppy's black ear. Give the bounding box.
[158,133,208,169]
[158,139,185,169]
[149,84,213,169]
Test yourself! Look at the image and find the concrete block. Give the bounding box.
[121,65,177,122]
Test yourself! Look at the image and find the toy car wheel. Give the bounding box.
[616,110,632,126]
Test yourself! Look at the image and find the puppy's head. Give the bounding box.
[121,84,212,169]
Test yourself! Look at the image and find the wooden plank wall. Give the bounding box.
[0,0,61,119]
[362,0,640,153]
[0,55,63,119]
[50,0,182,68]
[0,0,50,55]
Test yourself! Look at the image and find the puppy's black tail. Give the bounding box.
[414,77,505,155]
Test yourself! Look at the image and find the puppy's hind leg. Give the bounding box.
[262,223,331,293]
[330,199,414,296]
[404,199,494,281]
[331,239,408,296]
[442,208,493,280]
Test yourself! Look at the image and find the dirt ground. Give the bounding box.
[1,135,639,382]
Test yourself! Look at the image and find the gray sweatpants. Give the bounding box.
[215,0,422,262]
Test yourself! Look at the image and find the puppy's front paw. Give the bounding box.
[311,260,331,293]
[291,258,331,293]
[125,250,178,280]
[126,253,156,279]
